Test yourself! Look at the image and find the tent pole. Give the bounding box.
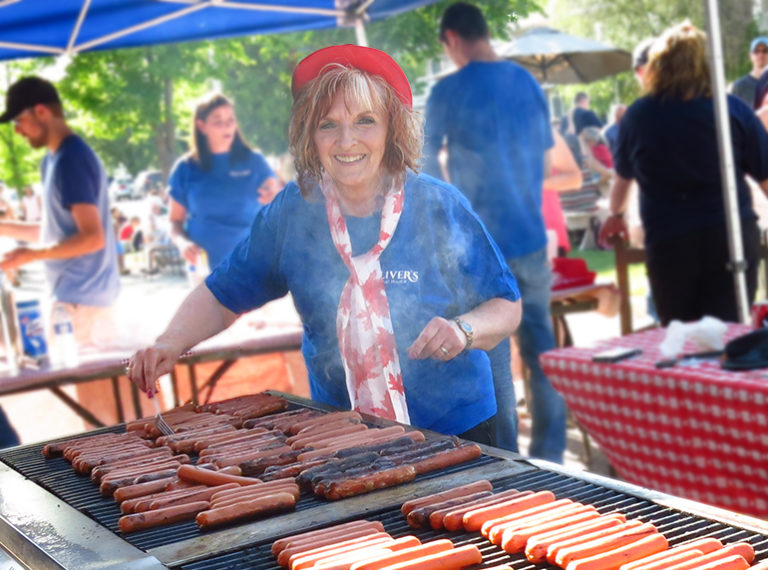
[704,0,750,323]
[354,15,368,47]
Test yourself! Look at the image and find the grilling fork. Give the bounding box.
[150,395,174,436]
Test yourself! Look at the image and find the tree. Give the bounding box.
[547,0,757,115]
[58,42,218,181]
[0,59,49,194]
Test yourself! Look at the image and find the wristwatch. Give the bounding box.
[453,317,474,353]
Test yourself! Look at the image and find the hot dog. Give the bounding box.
[323,464,417,500]
[556,522,659,567]
[620,548,704,570]
[284,535,394,570]
[563,530,668,570]
[118,500,210,533]
[406,491,494,528]
[113,476,178,504]
[501,507,601,553]
[211,484,301,508]
[525,514,626,563]
[436,489,533,531]
[288,411,364,434]
[290,424,371,450]
[149,483,241,510]
[195,491,296,530]
[481,495,567,539]
[547,520,644,565]
[380,544,481,570]
[669,554,750,570]
[127,486,209,514]
[460,490,557,534]
[349,540,453,570]
[176,464,262,486]
[661,543,755,570]
[620,537,723,570]
[487,502,592,545]
[400,480,493,516]
[271,520,385,557]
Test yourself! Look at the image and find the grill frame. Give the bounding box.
[2,392,768,569]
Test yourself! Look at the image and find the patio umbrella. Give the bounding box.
[0,0,438,60]
[497,26,632,84]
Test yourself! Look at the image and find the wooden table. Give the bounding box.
[0,325,303,428]
[540,323,768,516]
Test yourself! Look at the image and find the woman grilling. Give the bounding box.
[168,92,280,272]
[128,45,521,444]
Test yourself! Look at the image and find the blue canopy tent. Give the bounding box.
[0,0,437,59]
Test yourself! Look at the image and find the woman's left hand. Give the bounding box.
[407,317,465,361]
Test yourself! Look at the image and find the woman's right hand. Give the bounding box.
[126,341,183,396]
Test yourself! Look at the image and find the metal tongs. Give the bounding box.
[150,393,174,436]
[655,350,724,369]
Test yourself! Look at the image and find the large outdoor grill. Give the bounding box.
[1,394,768,569]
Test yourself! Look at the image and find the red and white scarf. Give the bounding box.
[322,175,410,424]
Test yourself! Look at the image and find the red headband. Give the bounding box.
[291,44,412,107]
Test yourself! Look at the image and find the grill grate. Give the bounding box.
[0,427,499,552]
[177,469,768,570]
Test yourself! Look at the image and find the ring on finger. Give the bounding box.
[439,346,449,355]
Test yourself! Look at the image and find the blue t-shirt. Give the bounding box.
[169,150,275,267]
[615,94,768,246]
[424,61,554,260]
[41,135,120,307]
[206,173,520,435]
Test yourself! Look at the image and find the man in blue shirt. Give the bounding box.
[424,2,566,462]
[0,77,120,426]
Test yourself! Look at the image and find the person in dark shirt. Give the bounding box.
[600,22,768,325]
[571,92,602,135]
[731,37,768,106]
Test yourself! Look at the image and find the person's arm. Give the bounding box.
[598,174,633,245]
[127,283,238,395]
[257,176,281,205]
[544,131,583,191]
[407,297,521,361]
[0,219,40,242]
[0,203,105,271]
[168,198,199,263]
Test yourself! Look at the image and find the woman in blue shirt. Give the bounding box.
[129,46,521,444]
[168,92,279,269]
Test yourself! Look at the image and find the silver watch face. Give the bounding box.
[456,318,472,334]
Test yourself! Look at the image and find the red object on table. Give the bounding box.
[541,323,768,517]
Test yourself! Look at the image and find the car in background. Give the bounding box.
[109,176,135,201]
[132,169,163,198]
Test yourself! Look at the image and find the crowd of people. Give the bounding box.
[0,4,765,467]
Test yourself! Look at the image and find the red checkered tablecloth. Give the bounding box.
[540,323,768,517]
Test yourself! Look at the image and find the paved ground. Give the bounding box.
[1,250,641,478]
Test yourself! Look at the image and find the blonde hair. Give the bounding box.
[289,65,422,196]
[645,22,711,101]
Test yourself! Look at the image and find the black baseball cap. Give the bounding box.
[0,76,61,123]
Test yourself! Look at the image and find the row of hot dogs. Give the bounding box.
[400,480,767,570]
[40,394,483,534]
[271,520,496,570]
[265,479,768,570]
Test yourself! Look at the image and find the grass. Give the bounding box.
[567,248,649,296]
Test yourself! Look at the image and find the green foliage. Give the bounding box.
[547,0,758,117]
[0,0,541,180]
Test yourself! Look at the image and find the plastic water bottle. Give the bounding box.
[187,249,209,288]
[51,304,79,369]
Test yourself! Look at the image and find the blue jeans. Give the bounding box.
[0,405,19,449]
[494,248,566,463]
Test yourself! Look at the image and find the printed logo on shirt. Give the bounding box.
[383,269,419,284]
[229,169,252,177]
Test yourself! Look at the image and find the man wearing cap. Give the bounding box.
[730,37,768,106]
[424,2,566,462]
[0,76,119,341]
